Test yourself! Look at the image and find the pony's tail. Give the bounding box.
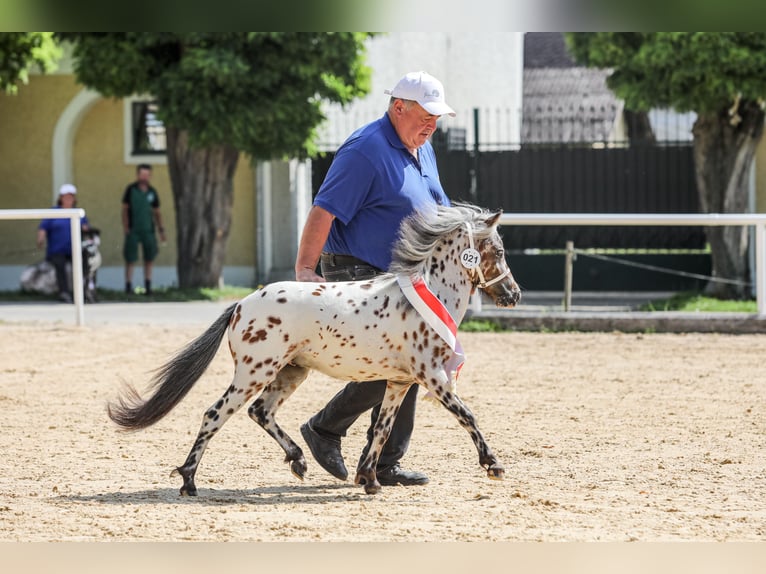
[107,302,239,430]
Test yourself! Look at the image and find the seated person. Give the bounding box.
[36,184,90,303]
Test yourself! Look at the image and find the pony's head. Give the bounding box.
[390,202,521,308]
[458,208,521,308]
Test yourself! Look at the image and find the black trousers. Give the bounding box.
[310,253,419,470]
[47,253,71,295]
[48,251,91,296]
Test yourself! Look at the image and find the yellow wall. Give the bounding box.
[73,97,167,266]
[0,76,82,263]
[229,155,257,267]
[0,74,256,276]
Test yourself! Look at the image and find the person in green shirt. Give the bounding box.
[121,164,166,295]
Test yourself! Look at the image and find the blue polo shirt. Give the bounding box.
[314,114,450,271]
[39,207,89,257]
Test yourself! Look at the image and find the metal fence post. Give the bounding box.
[69,214,85,326]
[564,240,575,311]
[756,223,765,316]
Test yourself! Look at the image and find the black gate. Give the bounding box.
[311,143,709,291]
[441,144,705,250]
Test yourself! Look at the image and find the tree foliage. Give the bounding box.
[62,33,374,288]
[565,33,766,113]
[64,32,373,159]
[0,32,61,94]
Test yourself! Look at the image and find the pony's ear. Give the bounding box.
[484,210,502,228]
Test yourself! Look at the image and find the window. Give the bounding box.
[132,101,166,154]
[123,96,167,165]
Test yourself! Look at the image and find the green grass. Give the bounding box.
[458,318,505,332]
[0,285,256,303]
[641,291,757,313]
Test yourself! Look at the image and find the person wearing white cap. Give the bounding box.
[294,71,455,487]
[36,184,90,303]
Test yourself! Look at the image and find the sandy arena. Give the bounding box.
[1,319,765,542]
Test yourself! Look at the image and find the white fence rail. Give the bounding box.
[497,213,766,317]
[0,208,86,326]
[4,210,765,325]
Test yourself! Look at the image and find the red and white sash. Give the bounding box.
[397,274,465,386]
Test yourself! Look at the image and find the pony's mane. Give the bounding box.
[388,202,498,276]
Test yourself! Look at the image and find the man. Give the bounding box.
[122,163,166,295]
[295,71,455,486]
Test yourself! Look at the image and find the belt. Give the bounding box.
[320,252,381,271]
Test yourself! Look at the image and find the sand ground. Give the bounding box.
[1,322,765,541]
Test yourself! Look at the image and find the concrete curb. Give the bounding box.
[3,301,765,334]
[474,310,766,334]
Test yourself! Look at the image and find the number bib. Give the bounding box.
[460,248,481,269]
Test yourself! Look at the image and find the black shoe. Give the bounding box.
[300,422,348,481]
[58,291,73,303]
[376,464,429,486]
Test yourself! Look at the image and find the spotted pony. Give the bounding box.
[108,203,522,495]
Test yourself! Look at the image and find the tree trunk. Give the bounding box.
[165,126,240,288]
[692,99,764,299]
[623,109,656,145]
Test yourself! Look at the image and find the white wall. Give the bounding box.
[317,32,524,150]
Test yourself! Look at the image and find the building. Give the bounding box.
[0,33,525,289]
[0,43,257,291]
[9,33,764,292]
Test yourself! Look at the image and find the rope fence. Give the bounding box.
[574,250,751,287]
[492,213,766,316]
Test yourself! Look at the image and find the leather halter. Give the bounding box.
[463,221,512,289]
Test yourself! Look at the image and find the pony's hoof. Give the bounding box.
[487,464,505,481]
[364,481,382,495]
[174,466,198,495]
[355,471,382,494]
[290,458,307,481]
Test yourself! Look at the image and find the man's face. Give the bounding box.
[137,168,152,184]
[393,100,439,151]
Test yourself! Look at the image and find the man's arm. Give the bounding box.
[295,205,335,282]
[153,207,166,243]
[36,228,46,250]
[121,203,130,234]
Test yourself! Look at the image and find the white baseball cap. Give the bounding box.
[59,183,77,196]
[384,71,456,117]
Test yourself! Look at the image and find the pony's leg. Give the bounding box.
[429,379,504,481]
[247,364,310,480]
[172,367,267,496]
[355,381,412,494]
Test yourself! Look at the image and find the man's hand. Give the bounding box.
[296,266,324,282]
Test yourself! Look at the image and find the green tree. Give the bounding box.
[566,32,766,299]
[64,32,373,288]
[0,32,61,94]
